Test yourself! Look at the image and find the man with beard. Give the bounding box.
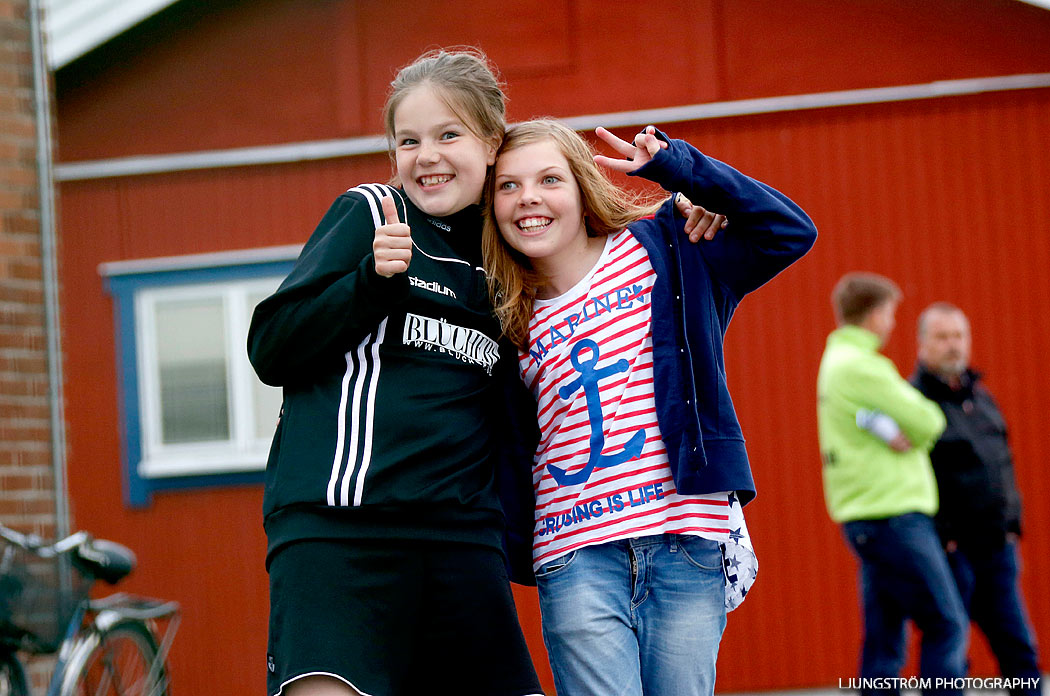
[911,303,1041,695]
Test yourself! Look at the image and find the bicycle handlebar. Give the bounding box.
[0,523,92,558]
[1,522,136,585]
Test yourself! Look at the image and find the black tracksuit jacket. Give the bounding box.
[248,184,505,565]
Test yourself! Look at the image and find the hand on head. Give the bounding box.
[674,194,729,243]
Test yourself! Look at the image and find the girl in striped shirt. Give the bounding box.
[483,119,815,695]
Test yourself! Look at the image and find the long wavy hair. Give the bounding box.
[482,119,665,351]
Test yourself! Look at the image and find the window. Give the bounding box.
[102,247,299,506]
[135,279,283,477]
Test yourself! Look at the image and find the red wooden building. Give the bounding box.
[49,1,1050,693]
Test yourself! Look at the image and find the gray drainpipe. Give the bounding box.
[28,0,70,540]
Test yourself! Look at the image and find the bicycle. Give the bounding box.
[0,522,180,696]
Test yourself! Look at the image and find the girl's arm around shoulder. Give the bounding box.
[247,191,409,386]
[630,130,817,301]
[489,338,540,586]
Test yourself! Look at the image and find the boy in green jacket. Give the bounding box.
[817,272,967,695]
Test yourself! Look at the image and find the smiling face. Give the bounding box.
[492,139,591,271]
[393,85,497,217]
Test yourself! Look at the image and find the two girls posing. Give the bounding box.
[250,46,815,696]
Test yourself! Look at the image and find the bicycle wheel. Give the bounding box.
[65,620,168,696]
[0,653,27,696]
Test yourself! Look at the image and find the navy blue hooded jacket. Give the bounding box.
[495,131,818,585]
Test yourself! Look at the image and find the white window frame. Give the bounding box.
[101,245,300,505]
[134,277,282,478]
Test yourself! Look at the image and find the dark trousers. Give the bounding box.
[949,539,1041,696]
[843,513,969,696]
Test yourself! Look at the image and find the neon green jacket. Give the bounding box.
[817,325,946,522]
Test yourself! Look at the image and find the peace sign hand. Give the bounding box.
[373,195,412,277]
[593,125,669,174]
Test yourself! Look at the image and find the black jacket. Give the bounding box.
[910,364,1023,550]
[249,184,504,565]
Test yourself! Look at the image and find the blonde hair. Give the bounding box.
[383,47,507,183]
[483,119,664,350]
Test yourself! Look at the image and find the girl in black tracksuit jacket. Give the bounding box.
[247,48,542,696]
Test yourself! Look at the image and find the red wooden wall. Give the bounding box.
[53,1,1050,693]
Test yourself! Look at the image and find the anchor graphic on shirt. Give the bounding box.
[548,339,646,486]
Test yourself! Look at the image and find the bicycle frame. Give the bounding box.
[1,524,180,696]
[52,594,180,696]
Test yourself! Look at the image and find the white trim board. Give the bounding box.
[56,72,1050,182]
[98,244,302,277]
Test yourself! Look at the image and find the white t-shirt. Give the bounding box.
[520,229,757,610]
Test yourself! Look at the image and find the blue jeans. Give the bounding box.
[842,513,969,696]
[948,540,1041,696]
[535,534,727,696]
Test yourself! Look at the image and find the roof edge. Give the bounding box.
[43,0,182,69]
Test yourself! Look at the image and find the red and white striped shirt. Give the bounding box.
[521,230,741,572]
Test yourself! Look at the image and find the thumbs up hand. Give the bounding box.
[373,195,412,277]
